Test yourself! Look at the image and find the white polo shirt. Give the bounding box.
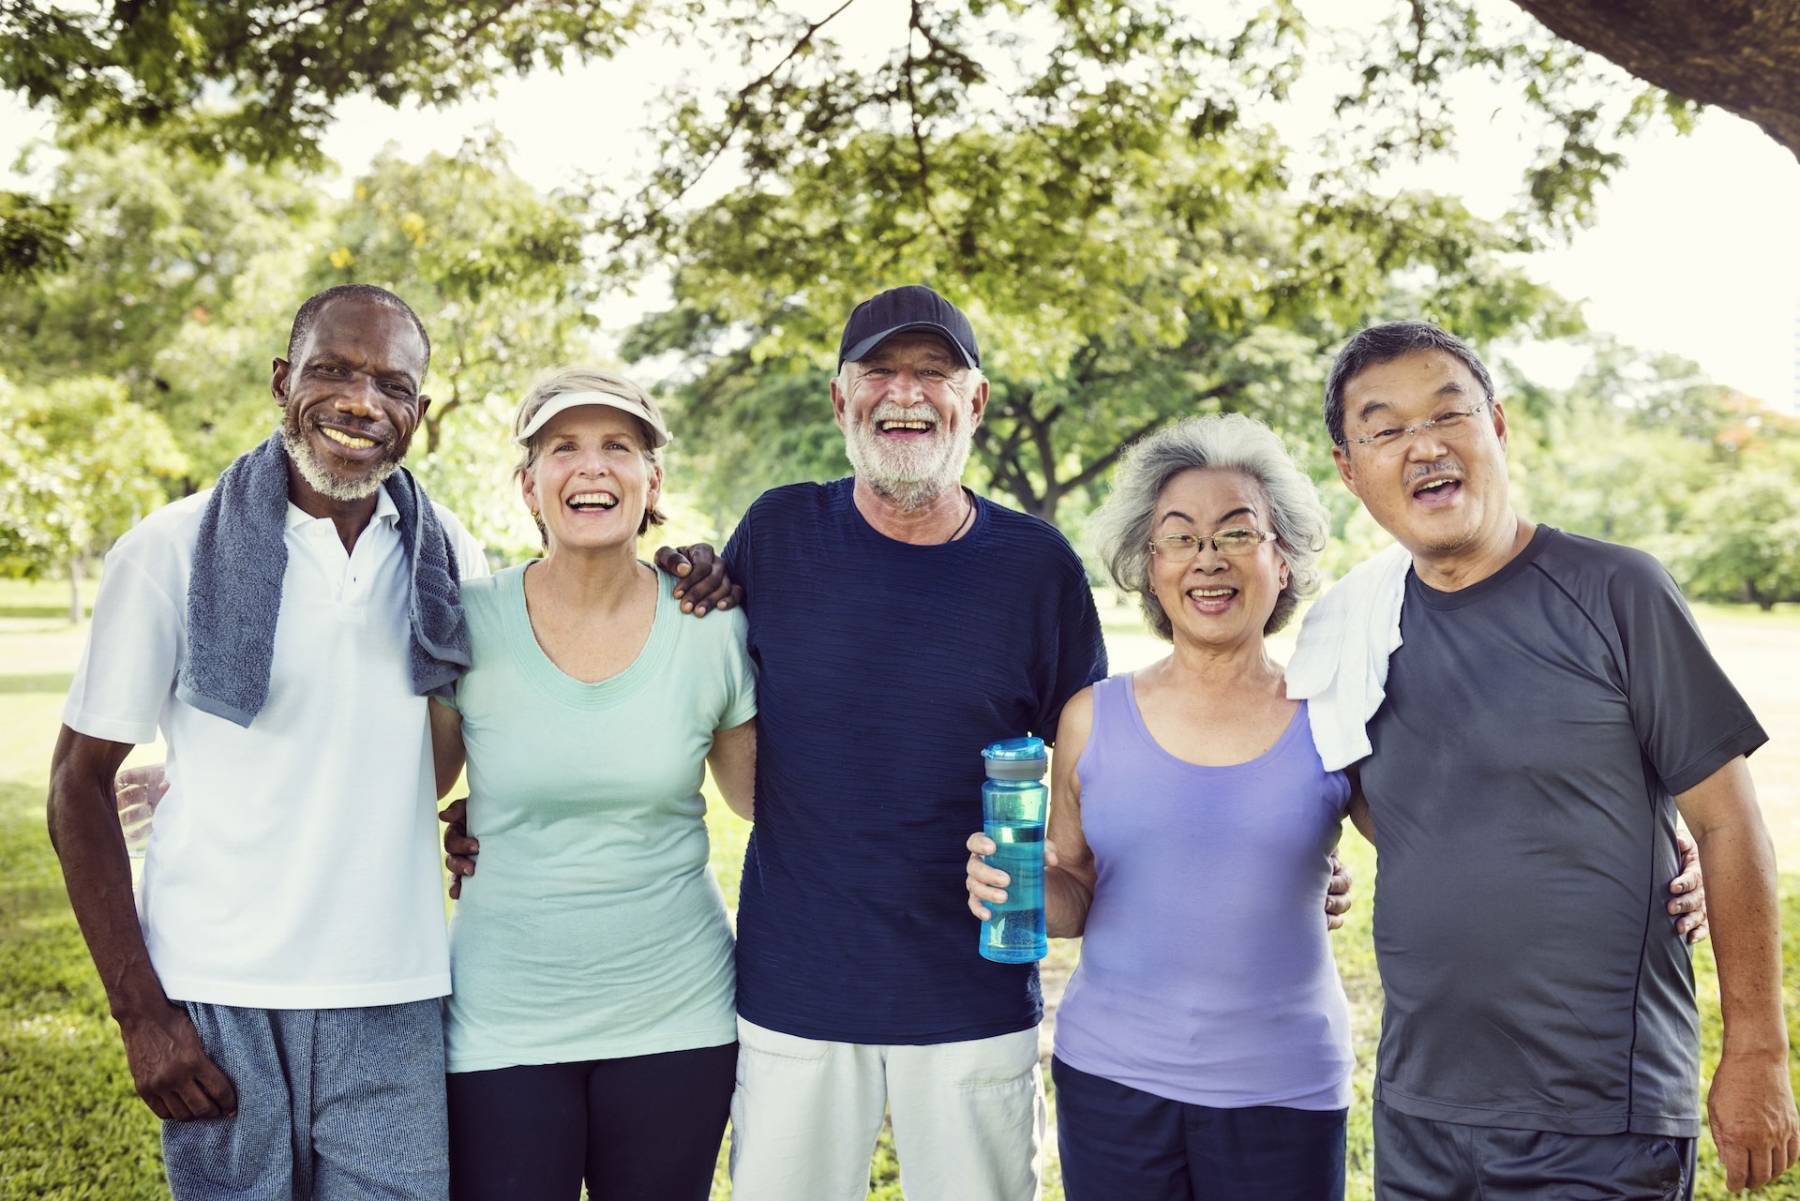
[63,485,490,1009]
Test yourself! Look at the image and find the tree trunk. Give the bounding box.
[1508,0,1800,161]
[67,553,84,623]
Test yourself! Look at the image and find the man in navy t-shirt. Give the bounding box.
[719,285,1108,1201]
[1324,321,1797,1198]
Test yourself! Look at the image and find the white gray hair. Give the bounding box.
[1091,414,1329,639]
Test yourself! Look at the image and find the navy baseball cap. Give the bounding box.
[837,284,980,370]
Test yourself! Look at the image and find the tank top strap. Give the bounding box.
[1073,674,1132,794]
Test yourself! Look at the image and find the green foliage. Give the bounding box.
[1508,345,1800,608]
[1678,461,1800,611]
[0,134,323,477]
[0,409,76,578]
[0,191,75,280]
[0,0,661,167]
[309,132,603,554]
[0,375,188,581]
[0,131,600,560]
[628,84,1577,522]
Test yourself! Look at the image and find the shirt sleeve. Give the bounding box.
[63,544,182,746]
[1609,550,1766,796]
[1032,554,1109,744]
[722,503,756,605]
[715,608,758,730]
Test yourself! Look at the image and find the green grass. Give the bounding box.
[6,578,1800,1199]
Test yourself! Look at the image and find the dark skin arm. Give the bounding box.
[45,726,236,1121]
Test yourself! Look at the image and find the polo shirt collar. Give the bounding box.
[284,481,399,531]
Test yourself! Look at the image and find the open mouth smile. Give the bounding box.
[875,417,936,438]
[1411,475,1462,507]
[1186,585,1238,614]
[565,490,619,513]
[315,423,387,457]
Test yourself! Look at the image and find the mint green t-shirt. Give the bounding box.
[441,562,755,1073]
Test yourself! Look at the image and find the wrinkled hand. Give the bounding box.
[964,831,1060,922]
[439,797,478,900]
[116,763,169,852]
[1325,851,1352,931]
[652,543,743,617]
[1708,1051,1799,1190]
[1669,830,1709,944]
[119,1004,236,1121]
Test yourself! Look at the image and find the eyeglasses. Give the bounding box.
[1148,527,1277,563]
[1339,398,1492,457]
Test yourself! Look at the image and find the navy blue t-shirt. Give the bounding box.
[724,479,1108,1043]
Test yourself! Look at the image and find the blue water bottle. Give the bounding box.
[978,736,1050,963]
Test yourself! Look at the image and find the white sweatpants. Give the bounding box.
[728,1016,1044,1201]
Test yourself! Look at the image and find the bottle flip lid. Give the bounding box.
[982,736,1048,780]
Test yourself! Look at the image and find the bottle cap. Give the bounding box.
[982,736,1048,780]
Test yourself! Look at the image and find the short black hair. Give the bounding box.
[1323,320,1494,446]
[286,284,431,376]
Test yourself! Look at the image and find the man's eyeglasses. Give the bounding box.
[1338,398,1492,457]
[1148,527,1276,563]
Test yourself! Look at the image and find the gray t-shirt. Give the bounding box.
[1361,526,1766,1137]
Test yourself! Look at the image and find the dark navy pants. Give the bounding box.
[446,1042,737,1201]
[1052,1055,1346,1201]
[1374,1101,1696,1201]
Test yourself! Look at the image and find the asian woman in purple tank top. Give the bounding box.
[966,415,1365,1201]
[963,414,1708,1201]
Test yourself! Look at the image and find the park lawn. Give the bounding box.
[5,577,1800,1199]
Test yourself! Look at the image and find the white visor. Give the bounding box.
[514,388,671,449]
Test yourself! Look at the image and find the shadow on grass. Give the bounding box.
[0,673,74,696]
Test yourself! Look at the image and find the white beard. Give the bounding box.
[842,402,974,511]
[281,424,397,502]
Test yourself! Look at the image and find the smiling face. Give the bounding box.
[519,406,662,555]
[834,331,988,510]
[1331,348,1514,567]
[274,296,429,503]
[1148,468,1289,652]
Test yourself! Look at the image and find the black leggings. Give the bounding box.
[446,1042,737,1201]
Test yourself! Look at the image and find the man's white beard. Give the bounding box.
[842,404,974,511]
[281,424,398,502]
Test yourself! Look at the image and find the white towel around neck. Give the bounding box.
[1285,542,1413,771]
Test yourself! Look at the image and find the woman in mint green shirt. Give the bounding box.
[428,368,755,1201]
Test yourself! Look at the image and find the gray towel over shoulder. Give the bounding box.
[176,433,472,728]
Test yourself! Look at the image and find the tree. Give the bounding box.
[0,0,658,168]
[1507,0,1800,160]
[1677,463,1800,609]
[0,374,189,619]
[5,0,1792,283]
[0,133,323,479]
[623,8,1580,524]
[309,133,601,554]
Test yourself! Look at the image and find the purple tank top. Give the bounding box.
[1053,674,1354,1109]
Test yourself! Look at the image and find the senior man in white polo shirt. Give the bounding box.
[44,284,732,1201]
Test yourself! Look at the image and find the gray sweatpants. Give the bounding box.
[162,999,449,1201]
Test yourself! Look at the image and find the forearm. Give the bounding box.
[428,699,465,799]
[1696,820,1788,1059]
[1044,865,1092,939]
[46,752,169,1021]
[707,720,756,821]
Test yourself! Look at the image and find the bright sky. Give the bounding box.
[6,0,1797,409]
